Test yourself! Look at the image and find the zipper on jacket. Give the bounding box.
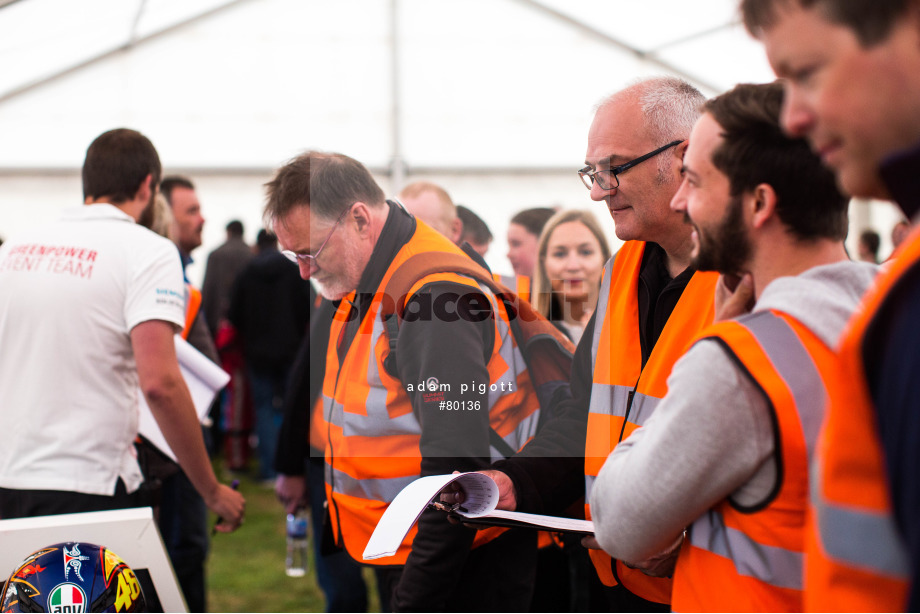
[617,384,639,444]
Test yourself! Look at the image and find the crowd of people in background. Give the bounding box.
[1,0,920,612]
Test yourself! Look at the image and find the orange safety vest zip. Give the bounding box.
[584,241,718,604]
[672,310,832,612]
[321,221,541,565]
[805,232,920,612]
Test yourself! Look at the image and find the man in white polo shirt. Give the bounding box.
[0,128,244,530]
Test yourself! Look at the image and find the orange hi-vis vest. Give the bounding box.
[805,234,920,612]
[672,310,832,612]
[181,283,202,340]
[493,273,531,304]
[322,221,541,565]
[309,395,326,454]
[310,291,328,455]
[584,241,718,604]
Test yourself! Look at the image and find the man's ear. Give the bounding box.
[675,139,689,160]
[351,202,372,234]
[450,217,464,245]
[135,174,154,204]
[673,140,690,175]
[750,183,778,229]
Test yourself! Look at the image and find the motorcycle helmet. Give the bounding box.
[1,542,145,613]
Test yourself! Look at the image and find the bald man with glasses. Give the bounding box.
[445,76,721,611]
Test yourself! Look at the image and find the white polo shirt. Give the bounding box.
[0,204,186,496]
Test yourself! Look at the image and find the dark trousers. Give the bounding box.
[529,536,609,612]
[249,367,288,480]
[0,480,144,519]
[374,528,537,613]
[308,458,368,612]
[157,470,209,613]
[601,583,670,613]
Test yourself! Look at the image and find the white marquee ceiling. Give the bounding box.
[0,0,777,172]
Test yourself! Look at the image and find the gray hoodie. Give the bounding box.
[590,260,878,563]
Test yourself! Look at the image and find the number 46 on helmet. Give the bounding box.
[1,542,145,613]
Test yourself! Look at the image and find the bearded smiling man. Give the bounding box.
[588,82,877,612]
[684,186,751,278]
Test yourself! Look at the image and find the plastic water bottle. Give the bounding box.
[285,509,309,577]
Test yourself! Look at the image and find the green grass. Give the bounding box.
[206,464,379,613]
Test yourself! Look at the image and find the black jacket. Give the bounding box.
[280,202,534,611]
[493,242,697,516]
[274,284,330,474]
[227,248,311,373]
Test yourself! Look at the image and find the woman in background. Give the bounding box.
[532,209,610,345]
[499,207,556,302]
[506,207,556,279]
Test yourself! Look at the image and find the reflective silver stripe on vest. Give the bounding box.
[487,284,521,409]
[332,311,422,438]
[588,383,630,420]
[326,463,418,503]
[587,256,649,423]
[361,312,419,436]
[588,255,661,425]
[330,275,538,504]
[587,383,660,425]
[629,391,660,424]
[323,394,340,427]
[737,311,824,456]
[477,280,539,456]
[687,312,827,590]
[589,257,616,366]
[491,409,541,463]
[812,456,910,577]
[690,509,804,590]
[585,256,634,502]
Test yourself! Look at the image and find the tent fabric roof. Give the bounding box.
[0,1,902,287]
[0,0,776,172]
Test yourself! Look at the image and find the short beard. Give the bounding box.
[136,190,157,229]
[691,195,752,275]
[316,247,363,301]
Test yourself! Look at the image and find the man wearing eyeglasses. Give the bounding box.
[591,80,876,612]
[269,151,541,611]
[442,77,720,611]
[740,0,920,609]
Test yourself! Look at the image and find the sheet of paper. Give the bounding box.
[137,335,230,462]
[363,472,498,560]
[363,472,595,560]
[459,509,595,534]
[450,472,500,515]
[174,333,231,394]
